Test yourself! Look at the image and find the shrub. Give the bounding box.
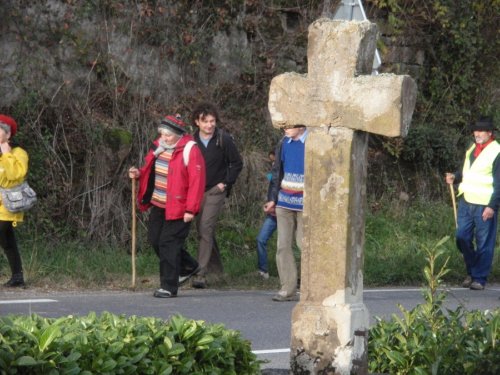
[0,312,261,374]
[368,236,500,375]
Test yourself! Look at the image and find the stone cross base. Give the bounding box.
[291,298,369,374]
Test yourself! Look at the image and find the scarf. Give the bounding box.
[473,136,495,158]
[153,139,178,157]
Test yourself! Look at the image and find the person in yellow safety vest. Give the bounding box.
[446,116,500,291]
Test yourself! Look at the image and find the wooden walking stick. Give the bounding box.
[449,183,458,228]
[131,178,137,288]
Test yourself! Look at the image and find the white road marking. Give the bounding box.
[253,348,290,354]
[365,287,500,292]
[0,299,57,305]
[365,288,425,292]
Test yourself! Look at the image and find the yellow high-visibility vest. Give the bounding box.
[458,141,500,205]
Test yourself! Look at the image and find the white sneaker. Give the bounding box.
[179,265,201,285]
[258,270,269,280]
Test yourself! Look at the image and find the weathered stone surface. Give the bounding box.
[268,19,417,137]
[267,18,416,375]
[301,128,367,302]
[291,127,370,375]
[0,1,252,107]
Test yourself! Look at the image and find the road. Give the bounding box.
[1,285,499,371]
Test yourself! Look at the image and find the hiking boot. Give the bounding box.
[257,270,269,280]
[470,281,485,290]
[179,265,201,285]
[462,276,472,288]
[191,275,207,289]
[4,273,25,288]
[153,288,177,298]
[272,291,299,302]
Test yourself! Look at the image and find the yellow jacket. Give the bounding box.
[0,146,29,222]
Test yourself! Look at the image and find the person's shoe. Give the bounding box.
[470,281,485,290]
[153,288,176,298]
[462,276,472,288]
[272,291,299,302]
[257,270,269,280]
[3,273,25,288]
[191,275,207,289]
[179,265,201,285]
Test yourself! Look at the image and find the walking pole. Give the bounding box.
[131,178,137,288]
[449,183,458,228]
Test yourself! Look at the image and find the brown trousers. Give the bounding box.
[195,185,226,275]
[276,207,303,296]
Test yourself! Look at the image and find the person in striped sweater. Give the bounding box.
[129,115,205,298]
[264,125,307,301]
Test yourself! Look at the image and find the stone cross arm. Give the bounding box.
[268,19,417,138]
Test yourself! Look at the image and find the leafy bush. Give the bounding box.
[368,236,500,375]
[0,313,261,374]
[400,124,463,173]
[366,0,499,200]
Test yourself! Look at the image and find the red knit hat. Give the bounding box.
[159,114,187,136]
[0,114,17,137]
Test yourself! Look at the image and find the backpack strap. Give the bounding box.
[216,128,234,165]
[216,128,224,149]
[183,140,196,166]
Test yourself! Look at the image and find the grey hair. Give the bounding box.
[0,122,11,134]
[158,126,175,136]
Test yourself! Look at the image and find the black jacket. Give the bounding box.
[267,137,285,203]
[194,128,243,195]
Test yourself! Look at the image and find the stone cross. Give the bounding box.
[268,19,416,374]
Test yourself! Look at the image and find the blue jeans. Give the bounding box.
[256,215,277,273]
[456,198,498,285]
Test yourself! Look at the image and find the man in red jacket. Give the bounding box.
[129,114,206,298]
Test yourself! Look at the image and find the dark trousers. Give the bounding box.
[0,221,22,276]
[256,214,277,273]
[148,206,198,294]
[456,198,498,285]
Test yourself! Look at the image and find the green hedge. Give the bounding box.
[368,237,500,374]
[0,313,261,374]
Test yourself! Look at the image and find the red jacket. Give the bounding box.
[136,135,206,220]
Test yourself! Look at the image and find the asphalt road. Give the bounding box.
[1,285,499,371]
